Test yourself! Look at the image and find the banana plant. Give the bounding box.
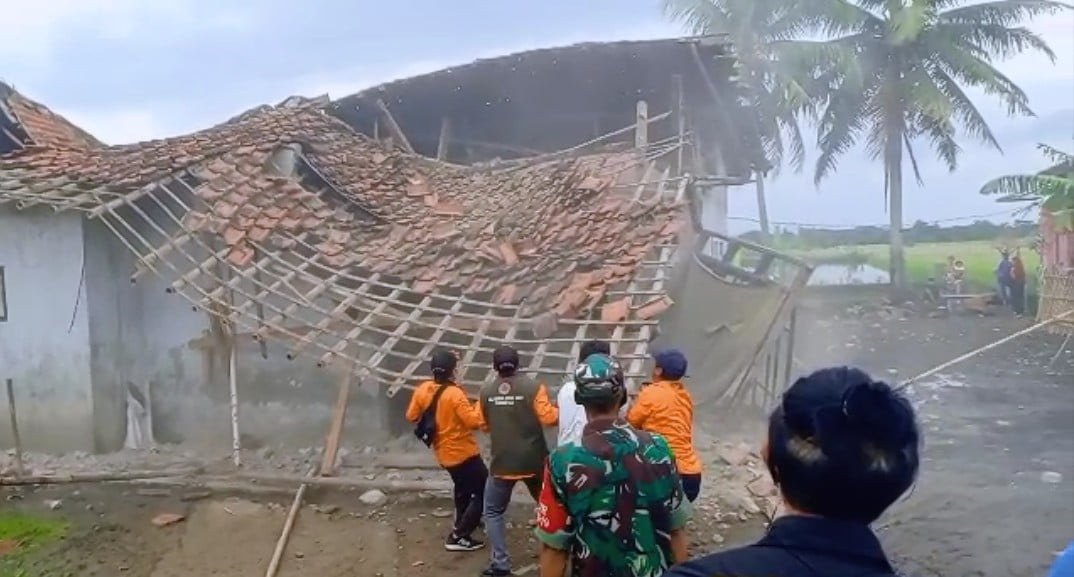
[980,143,1074,231]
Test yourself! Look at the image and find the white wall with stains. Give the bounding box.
[0,206,95,452]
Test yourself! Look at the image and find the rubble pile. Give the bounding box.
[2,435,781,523]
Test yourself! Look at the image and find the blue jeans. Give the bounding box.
[483,475,542,571]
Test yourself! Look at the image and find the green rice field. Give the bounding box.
[793,240,1040,290]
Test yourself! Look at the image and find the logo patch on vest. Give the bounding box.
[498,381,512,395]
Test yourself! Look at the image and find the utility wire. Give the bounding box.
[726,208,1031,229]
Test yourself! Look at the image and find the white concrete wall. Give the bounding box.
[81,197,384,453]
[0,206,95,452]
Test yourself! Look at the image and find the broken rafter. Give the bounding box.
[374,98,415,154]
[69,152,674,393]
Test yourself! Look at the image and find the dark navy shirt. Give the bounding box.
[664,515,898,577]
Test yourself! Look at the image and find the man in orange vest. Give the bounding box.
[405,348,487,552]
[626,349,703,501]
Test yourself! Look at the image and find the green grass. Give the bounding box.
[791,240,1041,289]
[0,512,69,577]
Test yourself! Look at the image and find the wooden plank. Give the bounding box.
[319,366,352,476]
[635,101,648,148]
[437,116,452,160]
[375,98,415,154]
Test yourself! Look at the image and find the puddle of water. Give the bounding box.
[808,263,891,286]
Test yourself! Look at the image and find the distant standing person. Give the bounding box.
[477,345,558,577]
[627,349,703,502]
[536,353,691,577]
[1010,249,1027,316]
[405,348,487,552]
[556,340,611,447]
[996,249,1013,305]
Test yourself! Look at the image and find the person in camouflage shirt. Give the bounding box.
[535,353,691,577]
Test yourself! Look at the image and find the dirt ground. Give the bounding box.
[1,302,1071,577]
[0,478,762,577]
[792,302,1074,577]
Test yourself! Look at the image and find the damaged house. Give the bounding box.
[0,37,811,455]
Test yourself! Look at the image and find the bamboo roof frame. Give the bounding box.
[0,115,693,395]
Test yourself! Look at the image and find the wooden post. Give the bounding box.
[436,116,452,161]
[319,365,353,477]
[228,338,242,467]
[5,378,23,478]
[635,101,648,149]
[671,74,685,176]
[375,98,415,154]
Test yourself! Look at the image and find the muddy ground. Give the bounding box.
[1,304,1072,577]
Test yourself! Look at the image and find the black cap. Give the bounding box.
[430,348,457,376]
[492,345,520,372]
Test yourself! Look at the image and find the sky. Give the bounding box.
[3,0,1072,232]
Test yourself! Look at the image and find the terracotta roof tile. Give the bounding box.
[1,86,102,150]
[0,103,684,318]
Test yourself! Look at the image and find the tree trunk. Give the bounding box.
[885,138,907,291]
[754,170,771,243]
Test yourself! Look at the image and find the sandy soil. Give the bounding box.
[1,305,1071,577]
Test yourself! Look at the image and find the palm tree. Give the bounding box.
[789,0,1069,290]
[980,143,1074,230]
[662,0,812,242]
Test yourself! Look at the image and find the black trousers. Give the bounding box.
[1010,281,1026,315]
[681,473,702,503]
[446,455,488,537]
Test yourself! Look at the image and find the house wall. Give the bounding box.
[81,208,387,453]
[1041,213,1074,270]
[0,206,95,452]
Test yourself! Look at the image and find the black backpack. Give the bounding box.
[414,384,450,447]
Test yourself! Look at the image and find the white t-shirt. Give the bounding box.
[556,378,587,448]
[555,377,630,448]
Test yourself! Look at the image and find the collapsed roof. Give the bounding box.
[0,84,689,391]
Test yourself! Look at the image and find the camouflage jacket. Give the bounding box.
[535,418,691,577]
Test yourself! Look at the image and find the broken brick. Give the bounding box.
[601,297,631,323]
[151,513,185,527]
[635,295,674,320]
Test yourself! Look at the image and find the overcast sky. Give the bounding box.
[4,0,1072,231]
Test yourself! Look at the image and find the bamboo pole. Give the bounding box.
[635,101,648,149]
[4,378,23,479]
[0,467,203,486]
[234,471,452,492]
[1048,332,1072,368]
[264,467,316,577]
[898,309,1074,389]
[229,338,242,467]
[671,74,685,176]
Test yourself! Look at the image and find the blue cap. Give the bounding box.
[653,349,688,379]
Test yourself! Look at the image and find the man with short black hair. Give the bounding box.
[405,347,487,552]
[478,345,558,576]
